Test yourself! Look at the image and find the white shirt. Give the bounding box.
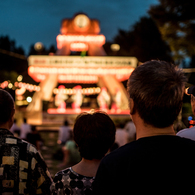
[10,123,20,133]
[176,126,195,141]
[20,123,31,139]
[115,128,129,147]
[58,126,71,143]
[124,121,136,142]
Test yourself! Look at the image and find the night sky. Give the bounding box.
[0,0,159,54]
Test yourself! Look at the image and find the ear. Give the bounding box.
[11,108,15,119]
[9,108,15,128]
[129,98,135,115]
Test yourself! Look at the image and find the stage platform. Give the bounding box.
[47,108,130,115]
[16,108,131,130]
[38,108,130,130]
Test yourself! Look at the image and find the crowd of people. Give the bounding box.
[0,60,195,194]
[10,118,43,151]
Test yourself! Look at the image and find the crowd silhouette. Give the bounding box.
[1,60,195,195]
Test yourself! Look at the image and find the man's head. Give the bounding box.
[73,111,116,160]
[127,60,186,128]
[0,89,15,128]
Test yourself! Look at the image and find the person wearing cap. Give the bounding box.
[177,85,195,140]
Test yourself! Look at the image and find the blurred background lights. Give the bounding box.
[8,83,13,89]
[111,44,120,51]
[26,96,32,103]
[17,75,23,82]
[188,116,193,121]
[34,42,44,51]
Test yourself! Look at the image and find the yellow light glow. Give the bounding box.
[70,42,88,51]
[8,83,13,89]
[26,96,32,103]
[34,42,44,51]
[111,44,120,51]
[16,100,28,106]
[17,75,23,82]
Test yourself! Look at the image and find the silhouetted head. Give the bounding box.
[63,120,69,126]
[0,89,15,127]
[73,111,116,160]
[23,118,27,123]
[127,60,186,128]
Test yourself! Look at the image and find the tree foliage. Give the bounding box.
[0,36,57,84]
[0,35,25,55]
[0,36,27,82]
[112,17,172,63]
[28,44,56,56]
[149,0,195,63]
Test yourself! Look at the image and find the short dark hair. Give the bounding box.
[0,89,15,125]
[127,60,186,128]
[73,111,116,160]
[31,125,36,132]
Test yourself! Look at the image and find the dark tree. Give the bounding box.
[28,44,57,56]
[0,36,25,55]
[47,45,57,54]
[149,0,195,64]
[113,17,172,62]
[0,35,27,78]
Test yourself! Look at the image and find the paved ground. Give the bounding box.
[39,131,69,178]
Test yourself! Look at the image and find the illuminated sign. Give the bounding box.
[28,56,137,67]
[57,34,105,51]
[57,35,105,43]
[59,14,104,52]
[28,56,137,83]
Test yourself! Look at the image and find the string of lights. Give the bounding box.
[0,80,101,95]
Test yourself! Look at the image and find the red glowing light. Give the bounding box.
[189,120,195,125]
[28,66,133,83]
[47,108,130,115]
[57,34,105,50]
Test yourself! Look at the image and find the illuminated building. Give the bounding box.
[26,13,137,124]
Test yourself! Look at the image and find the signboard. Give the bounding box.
[28,56,137,68]
[28,56,137,83]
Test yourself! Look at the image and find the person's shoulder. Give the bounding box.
[174,135,195,149]
[56,167,71,175]
[102,141,137,163]
[173,136,195,161]
[177,127,195,135]
[53,167,71,182]
[15,138,40,155]
[176,127,195,141]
